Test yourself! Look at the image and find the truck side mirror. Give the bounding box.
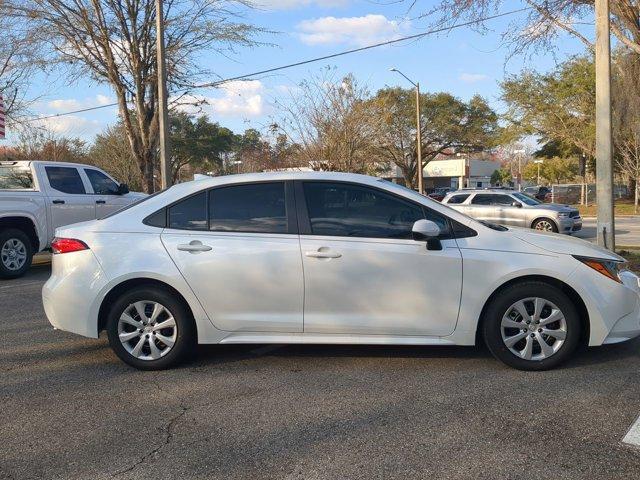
[117,183,130,195]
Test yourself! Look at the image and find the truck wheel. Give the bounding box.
[0,229,33,279]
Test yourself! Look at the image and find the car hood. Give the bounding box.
[528,203,575,212]
[508,226,624,261]
[124,191,147,200]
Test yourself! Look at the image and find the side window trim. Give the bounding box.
[295,180,455,240]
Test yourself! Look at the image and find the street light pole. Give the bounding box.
[595,0,615,250]
[390,68,423,194]
[156,0,172,190]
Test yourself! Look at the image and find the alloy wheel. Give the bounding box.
[534,220,554,231]
[117,301,177,361]
[1,238,27,271]
[500,297,567,361]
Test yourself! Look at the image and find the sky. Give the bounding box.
[10,0,593,144]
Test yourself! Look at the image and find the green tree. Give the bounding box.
[170,112,236,182]
[490,168,512,186]
[500,56,595,162]
[89,122,143,191]
[522,157,578,185]
[370,87,499,188]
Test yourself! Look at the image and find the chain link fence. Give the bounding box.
[549,183,629,204]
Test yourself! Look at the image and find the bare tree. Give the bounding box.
[613,51,640,212]
[0,16,41,122]
[410,1,640,57]
[273,71,382,174]
[6,0,265,192]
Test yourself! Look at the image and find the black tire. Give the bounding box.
[0,228,33,279]
[106,286,196,370]
[482,281,581,371]
[532,217,559,233]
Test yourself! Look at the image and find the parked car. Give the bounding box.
[427,187,452,202]
[0,160,145,278]
[43,172,639,371]
[442,189,581,234]
[523,185,552,202]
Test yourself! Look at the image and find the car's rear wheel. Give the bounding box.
[106,286,195,370]
[532,218,558,233]
[0,229,33,279]
[482,281,581,370]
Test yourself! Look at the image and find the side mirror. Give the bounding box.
[512,201,522,208]
[117,183,130,195]
[412,219,441,240]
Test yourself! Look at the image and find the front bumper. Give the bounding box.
[571,263,640,345]
[558,216,582,234]
[42,249,108,338]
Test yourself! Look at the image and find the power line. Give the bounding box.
[25,7,530,123]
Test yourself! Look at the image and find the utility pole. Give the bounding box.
[156,0,171,190]
[390,68,423,194]
[595,0,615,250]
[415,82,423,195]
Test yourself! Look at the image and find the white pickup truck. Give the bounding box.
[0,160,145,278]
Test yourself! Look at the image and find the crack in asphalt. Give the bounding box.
[110,381,191,478]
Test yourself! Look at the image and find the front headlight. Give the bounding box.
[573,255,626,283]
[558,212,570,218]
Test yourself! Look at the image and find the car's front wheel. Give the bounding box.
[483,281,581,370]
[0,228,33,279]
[106,286,195,370]
[532,218,558,233]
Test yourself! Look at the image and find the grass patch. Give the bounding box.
[618,249,640,272]
[573,200,638,217]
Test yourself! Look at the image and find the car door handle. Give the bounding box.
[177,240,212,253]
[96,200,106,204]
[52,199,65,204]
[305,250,342,259]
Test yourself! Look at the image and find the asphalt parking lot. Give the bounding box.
[2,266,640,480]
[576,216,640,246]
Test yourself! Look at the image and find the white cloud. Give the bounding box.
[34,115,103,137]
[258,0,349,10]
[459,73,489,83]
[297,14,409,47]
[46,95,115,112]
[178,80,266,118]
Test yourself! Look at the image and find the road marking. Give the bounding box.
[623,415,640,447]
[0,281,43,291]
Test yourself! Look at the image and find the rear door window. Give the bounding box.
[470,194,493,205]
[446,194,470,204]
[45,166,86,194]
[209,182,287,233]
[168,192,207,230]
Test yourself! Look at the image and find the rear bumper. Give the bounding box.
[42,250,108,338]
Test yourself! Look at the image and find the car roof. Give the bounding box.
[445,189,519,196]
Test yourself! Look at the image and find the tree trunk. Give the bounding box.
[635,176,639,214]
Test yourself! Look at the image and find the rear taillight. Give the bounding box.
[51,238,89,254]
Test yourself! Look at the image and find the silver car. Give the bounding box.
[442,189,582,234]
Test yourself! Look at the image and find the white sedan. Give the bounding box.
[42,172,640,370]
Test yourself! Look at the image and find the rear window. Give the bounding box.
[446,194,469,204]
[0,166,34,190]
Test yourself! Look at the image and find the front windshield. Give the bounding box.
[512,192,540,206]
